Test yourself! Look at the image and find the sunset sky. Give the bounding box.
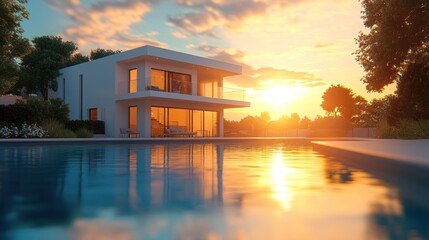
[22,0,395,121]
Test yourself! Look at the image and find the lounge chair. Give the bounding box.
[120,128,140,138]
[164,126,196,137]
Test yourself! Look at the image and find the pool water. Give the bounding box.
[1,142,428,240]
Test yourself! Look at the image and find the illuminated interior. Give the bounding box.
[129,69,137,93]
[150,69,191,95]
[128,106,137,137]
[151,107,218,137]
[198,78,220,98]
[89,108,97,121]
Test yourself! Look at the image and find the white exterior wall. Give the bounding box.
[55,46,248,137]
[58,57,117,136]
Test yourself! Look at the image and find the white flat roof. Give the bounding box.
[63,45,242,75]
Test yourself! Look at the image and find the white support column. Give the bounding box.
[192,74,198,96]
[218,109,224,137]
[140,102,151,138]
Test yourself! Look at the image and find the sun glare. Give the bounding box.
[261,86,304,107]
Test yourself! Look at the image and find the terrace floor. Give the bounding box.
[312,139,429,169]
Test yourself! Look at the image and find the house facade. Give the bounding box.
[53,46,250,137]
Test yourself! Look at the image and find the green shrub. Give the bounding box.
[376,121,397,138]
[65,120,105,134]
[75,128,93,138]
[377,119,429,139]
[0,98,69,125]
[42,119,76,138]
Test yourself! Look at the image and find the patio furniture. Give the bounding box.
[164,126,196,137]
[120,128,140,138]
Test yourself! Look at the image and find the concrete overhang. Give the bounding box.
[116,90,250,109]
[116,46,241,77]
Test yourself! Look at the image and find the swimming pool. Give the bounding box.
[1,142,428,239]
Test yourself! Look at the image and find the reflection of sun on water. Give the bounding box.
[269,152,295,211]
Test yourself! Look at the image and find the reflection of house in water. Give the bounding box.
[0,143,224,236]
[53,143,225,215]
[128,143,224,211]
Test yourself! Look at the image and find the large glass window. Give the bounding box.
[193,110,204,136]
[150,69,191,95]
[198,79,220,98]
[150,107,218,137]
[129,106,137,137]
[171,72,191,94]
[150,69,165,91]
[151,107,165,137]
[168,108,191,132]
[204,111,218,137]
[129,69,137,93]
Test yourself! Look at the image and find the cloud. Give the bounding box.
[313,43,336,49]
[43,0,167,52]
[168,0,306,38]
[188,44,327,88]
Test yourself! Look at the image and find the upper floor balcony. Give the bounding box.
[115,77,249,108]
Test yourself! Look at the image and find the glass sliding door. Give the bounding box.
[151,107,165,137]
[204,111,218,137]
[193,110,204,136]
[129,106,138,138]
[168,108,191,132]
[150,107,218,137]
[197,79,220,98]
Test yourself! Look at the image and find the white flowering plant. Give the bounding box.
[0,123,46,138]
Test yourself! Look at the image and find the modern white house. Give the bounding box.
[52,45,250,137]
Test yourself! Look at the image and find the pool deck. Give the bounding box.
[312,139,429,169]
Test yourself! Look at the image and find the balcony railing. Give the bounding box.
[145,84,246,102]
[220,87,245,101]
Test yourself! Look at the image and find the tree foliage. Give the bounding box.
[0,0,30,94]
[0,98,69,124]
[90,48,121,60]
[358,95,394,127]
[355,0,429,92]
[18,36,78,99]
[321,84,366,121]
[69,53,89,66]
[395,53,429,120]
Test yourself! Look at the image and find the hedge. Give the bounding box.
[65,120,105,134]
[0,98,69,124]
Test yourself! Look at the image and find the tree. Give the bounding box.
[69,53,89,66]
[299,116,312,129]
[355,0,429,93]
[362,95,396,126]
[90,48,121,60]
[19,36,78,99]
[0,0,30,94]
[395,52,429,120]
[289,113,300,129]
[260,111,271,122]
[321,84,365,121]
